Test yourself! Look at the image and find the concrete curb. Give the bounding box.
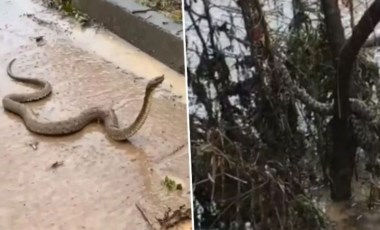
[72,0,184,74]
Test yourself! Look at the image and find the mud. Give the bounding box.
[314,180,380,230]
[0,0,191,229]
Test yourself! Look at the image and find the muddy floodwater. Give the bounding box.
[0,0,191,229]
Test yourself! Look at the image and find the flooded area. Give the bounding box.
[0,0,190,229]
[312,180,380,230]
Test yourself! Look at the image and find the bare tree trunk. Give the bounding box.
[320,0,345,61]
[330,0,380,201]
[319,0,352,200]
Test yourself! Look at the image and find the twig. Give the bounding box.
[50,161,64,169]
[132,8,158,14]
[224,172,248,184]
[136,202,156,230]
[157,206,191,229]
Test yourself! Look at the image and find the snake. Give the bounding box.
[2,58,165,141]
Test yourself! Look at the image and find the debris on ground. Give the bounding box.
[50,161,64,169]
[163,176,183,191]
[34,35,46,46]
[28,141,39,150]
[156,205,191,229]
[136,0,182,23]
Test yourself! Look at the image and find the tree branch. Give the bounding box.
[331,0,380,201]
[335,0,380,120]
[363,29,380,48]
[320,0,346,60]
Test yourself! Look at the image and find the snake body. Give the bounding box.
[2,58,164,141]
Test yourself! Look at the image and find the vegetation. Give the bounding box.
[137,0,182,23]
[45,0,182,24]
[163,176,183,191]
[43,0,91,26]
[186,0,380,229]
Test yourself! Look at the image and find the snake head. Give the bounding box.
[146,75,165,91]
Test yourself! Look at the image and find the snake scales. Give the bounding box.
[2,58,164,141]
[274,54,380,162]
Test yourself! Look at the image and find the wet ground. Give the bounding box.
[315,179,380,230]
[0,0,190,229]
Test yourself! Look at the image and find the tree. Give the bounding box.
[329,0,380,200]
[186,0,380,228]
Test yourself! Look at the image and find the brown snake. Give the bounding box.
[2,58,164,141]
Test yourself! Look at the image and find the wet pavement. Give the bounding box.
[0,0,190,229]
